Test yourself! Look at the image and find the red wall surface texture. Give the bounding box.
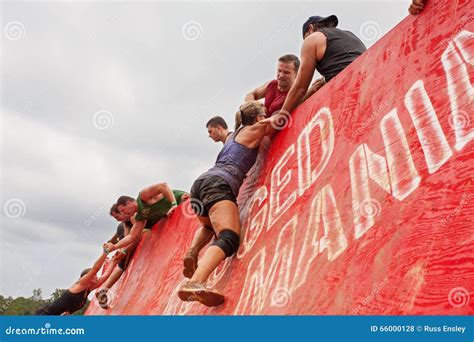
[87,0,473,315]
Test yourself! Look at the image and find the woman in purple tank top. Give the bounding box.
[178,101,276,307]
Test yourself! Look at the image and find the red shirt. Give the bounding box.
[264,80,289,116]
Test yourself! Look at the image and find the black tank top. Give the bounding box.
[116,220,132,240]
[316,28,367,81]
[36,288,89,315]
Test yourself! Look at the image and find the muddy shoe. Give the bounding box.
[183,249,198,278]
[178,281,225,307]
[96,289,110,309]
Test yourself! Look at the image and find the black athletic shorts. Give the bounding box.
[118,243,137,271]
[190,175,236,217]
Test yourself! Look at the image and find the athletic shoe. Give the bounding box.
[96,289,110,309]
[178,281,225,307]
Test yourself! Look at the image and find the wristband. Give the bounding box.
[171,201,177,207]
[121,249,127,255]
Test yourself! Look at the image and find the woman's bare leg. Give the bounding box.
[190,200,240,284]
[179,200,240,306]
[96,267,124,309]
[189,216,215,253]
[101,267,124,290]
[183,216,215,278]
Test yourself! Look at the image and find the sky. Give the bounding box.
[1,0,409,299]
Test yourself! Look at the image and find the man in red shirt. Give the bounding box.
[245,54,300,117]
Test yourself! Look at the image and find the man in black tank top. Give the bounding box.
[276,14,366,118]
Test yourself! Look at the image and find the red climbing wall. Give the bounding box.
[86,0,473,315]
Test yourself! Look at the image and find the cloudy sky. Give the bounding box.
[1,0,408,299]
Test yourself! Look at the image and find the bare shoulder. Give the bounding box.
[140,182,166,201]
[304,32,326,48]
[70,280,87,293]
[138,185,151,201]
[235,123,266,148]
[247,121,267,135]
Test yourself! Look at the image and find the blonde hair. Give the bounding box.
[235,101,265,130]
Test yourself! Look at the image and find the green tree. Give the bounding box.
[32,288,42,301]
[49,288,65,302]
[0,288,90,316]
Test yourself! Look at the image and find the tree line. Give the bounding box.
[0,289,88,315]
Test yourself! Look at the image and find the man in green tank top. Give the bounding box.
[103,182,188,254]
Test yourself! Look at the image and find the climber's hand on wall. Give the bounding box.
[103,242,115,254]
[311,77,326,92]
[167,204,178,217]
[112,250,126,262]
[409,0,425,15]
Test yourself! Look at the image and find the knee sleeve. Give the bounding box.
[211,229,240,257]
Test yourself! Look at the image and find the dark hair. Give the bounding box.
[308,21,327,33]
[80,268,91,278]
[302,16,338,38]
[116,195,134,207]
[109,203,120,216]
[206,116,228,129]
[278,54,300,71]
[235,101,265,130]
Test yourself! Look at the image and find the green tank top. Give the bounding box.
[135,190,187,229]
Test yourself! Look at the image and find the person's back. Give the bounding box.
[135,189,187,228]
[36,288,89,315]
[316,27,366,81]
[198,127,259,198]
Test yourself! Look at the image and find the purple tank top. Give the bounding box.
[198,127,259,196]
